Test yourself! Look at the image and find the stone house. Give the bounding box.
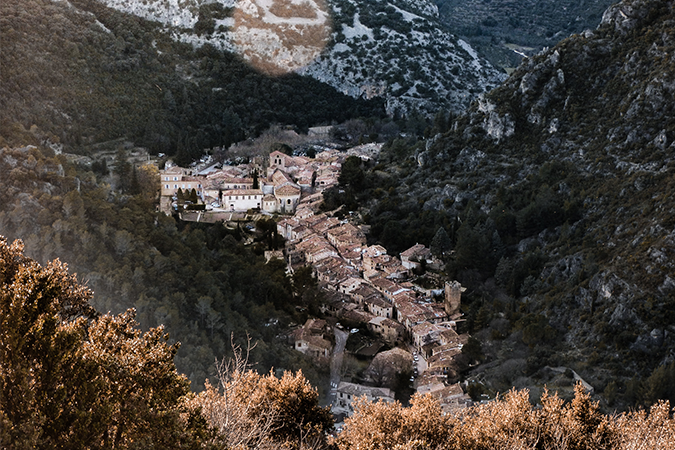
[267,150,309,177]
[400,243,433,270]
[426,348,462,377]
[411,322,444,349]
[371,277,410,303]
[221,189,264,211]
[326,223,366,248]
[364,295,393,319]
[201,172,254,204]
[309,215,341,235]
[368,316,404,343]
[394,298,431,332]
[295,235,337,263]
[160,165,202,198]
[332,382,395,417]
[339,277,365,295]
[320,290,350,316]
[293,319,333,359]
[416,381,471,413]
[349,284,382,305]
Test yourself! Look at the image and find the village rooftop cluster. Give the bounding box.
[160,142,473,419]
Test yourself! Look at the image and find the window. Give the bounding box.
[174,185,177,189]
[165,185,169,189]
[173,177,177,181]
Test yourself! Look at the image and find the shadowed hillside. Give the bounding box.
[333,0,675,410]
[0,0,383,162]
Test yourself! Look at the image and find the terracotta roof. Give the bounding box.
[271,169,294,185]
[310,217,341,234]
[364,295,391,309]
[401,243,431,258]
[275,184,301,196]
[427,348,462,368]
[351,284,381,299]
[371,277,400,294]
[363,245,387,257]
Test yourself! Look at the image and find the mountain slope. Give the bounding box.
[354,0,675,408]
[0,0,383,157]
[95,0,507,115]
[435,0,619,70]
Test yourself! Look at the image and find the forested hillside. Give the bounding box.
[0,145,326,391]
[331,0,675,410]
[0,0,383,163]
[435,0,618,69]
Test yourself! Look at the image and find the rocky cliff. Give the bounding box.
[96,0,506,115]
[364,0,675,407]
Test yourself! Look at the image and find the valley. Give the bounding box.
[2,0,675,447]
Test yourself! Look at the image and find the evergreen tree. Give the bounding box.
[189,188,199,204]
[430,226,451,257]
[252,169,259,189]
[129,165,141,195]
[0,238,209,449]
[114,148,132,193]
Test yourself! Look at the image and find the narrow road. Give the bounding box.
[329,328,348,403]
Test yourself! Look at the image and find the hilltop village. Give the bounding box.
[159,143,473,420]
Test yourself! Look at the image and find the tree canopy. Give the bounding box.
[0,237,208,449]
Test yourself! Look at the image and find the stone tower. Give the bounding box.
[444,281,465,318]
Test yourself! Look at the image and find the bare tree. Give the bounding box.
[187,336,280,449]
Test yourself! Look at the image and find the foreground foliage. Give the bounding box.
[0,238,209,449]
[0,145,325,391]
[339,385,675,450]
[187,343,333,450]
[2,238,674,450]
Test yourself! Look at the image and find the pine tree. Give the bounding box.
[430,226,451,257]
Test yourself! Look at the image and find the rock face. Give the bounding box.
[365,0,675,392]
[300,0,506,116]
[434,0,619,69]
[97,0,506,115]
